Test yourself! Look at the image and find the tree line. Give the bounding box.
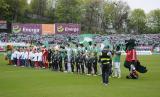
[0,0,160,34]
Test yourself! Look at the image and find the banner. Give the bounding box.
[55,23,81,34]
[0,20,7,29]
[136,46,153,51]
[12,23,42,34]
[12,23,81,34]
[42,24,55,35]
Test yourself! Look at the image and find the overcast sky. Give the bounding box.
[119,0,160,13]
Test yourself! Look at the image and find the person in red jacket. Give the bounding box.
[42,47,49,69]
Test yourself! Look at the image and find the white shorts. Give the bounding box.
[113,62,120,69]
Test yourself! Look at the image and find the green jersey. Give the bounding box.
[113,51,121,62]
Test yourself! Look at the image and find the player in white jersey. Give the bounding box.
[37,49,43,68]
[30,49,35,68]
[16,49,21,66]
[20,49,25,67]
[33,50,39,68]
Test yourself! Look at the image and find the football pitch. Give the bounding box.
[0,54,160,97]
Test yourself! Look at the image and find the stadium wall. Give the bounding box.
[121,51,153,55]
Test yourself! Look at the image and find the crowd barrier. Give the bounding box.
[0,42,30,47]
[0,42,30,52]
[121,51,152,55]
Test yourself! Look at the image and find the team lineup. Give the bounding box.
[5,39,147,86]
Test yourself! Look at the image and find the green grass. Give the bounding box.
[0,54,160,97]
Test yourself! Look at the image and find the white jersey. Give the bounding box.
[29,51,33,60]
[11,52,14,60]
[33,52,39,61]
[30,52,35,61]
[23,52,28,59]
[37,52,42,61]
[66,47,72,61]
[12,51,17,58]
[16,51,21,59]
[21,52,26,59]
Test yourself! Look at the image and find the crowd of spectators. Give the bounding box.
[0,33,160,47]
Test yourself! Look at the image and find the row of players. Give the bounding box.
[8,45,121,78]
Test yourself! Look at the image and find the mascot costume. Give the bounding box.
[124,39,147,79]
[6,45,13,65]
